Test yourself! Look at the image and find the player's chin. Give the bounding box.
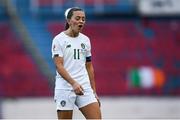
[78,26,83,32]
[77,29,83,33]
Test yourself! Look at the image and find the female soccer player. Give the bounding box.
[51,7,102,119]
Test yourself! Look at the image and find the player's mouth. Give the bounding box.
[78,24,83,29]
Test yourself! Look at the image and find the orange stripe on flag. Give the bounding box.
[154,68,165,88]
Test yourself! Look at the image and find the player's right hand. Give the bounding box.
[72,82,84,95]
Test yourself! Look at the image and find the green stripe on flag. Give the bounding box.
[130,68,141,87]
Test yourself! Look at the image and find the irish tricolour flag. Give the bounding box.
[128,66,165,88]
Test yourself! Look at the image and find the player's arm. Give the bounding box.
[86,60,101,106]
[85,60,96,93]
[53,55,84,95]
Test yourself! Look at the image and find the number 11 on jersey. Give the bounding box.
[74,49,80,59]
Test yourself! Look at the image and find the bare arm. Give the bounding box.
[53,56,84,95]
[86,61,96,93]
[86,61,101,106]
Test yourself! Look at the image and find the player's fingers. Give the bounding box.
[80,85,84,92]
[74,87,84,95]
[75,90,83,95]
[78,86,84,95]
[72,82,84,95]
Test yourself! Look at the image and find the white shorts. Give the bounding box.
[54,88,97,110]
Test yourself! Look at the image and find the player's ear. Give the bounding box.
[67,19,71,26]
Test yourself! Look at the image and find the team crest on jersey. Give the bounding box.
[81,43,85,49]
[60,100,66,107]
[66,44,71,48]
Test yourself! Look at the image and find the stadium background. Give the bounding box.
[0,0,180,119]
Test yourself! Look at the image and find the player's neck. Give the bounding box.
[65,29,79,38]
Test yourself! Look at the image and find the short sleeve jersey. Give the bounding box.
[52,32,92,90]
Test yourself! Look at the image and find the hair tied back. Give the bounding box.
[64,8,72,19]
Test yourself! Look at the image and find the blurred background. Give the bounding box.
[0,0,180,119]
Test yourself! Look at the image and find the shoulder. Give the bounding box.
[79,33,90,41]
[53,32,66,41]
[52,32,68,46]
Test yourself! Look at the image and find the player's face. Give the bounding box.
[69,11,86,33]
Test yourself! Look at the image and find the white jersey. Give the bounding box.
[52,32,92,90]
